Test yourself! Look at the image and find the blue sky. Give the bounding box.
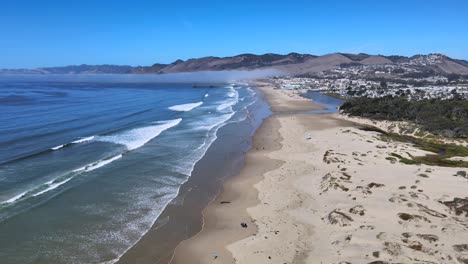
[1,0,467,68]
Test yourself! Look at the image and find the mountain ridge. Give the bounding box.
[2,52,468,76]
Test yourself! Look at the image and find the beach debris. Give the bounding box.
[306,133,312,140]
[212,252,218,259]
[241,222,248,228]
[220,201,231,204]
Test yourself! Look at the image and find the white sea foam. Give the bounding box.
[216,88,239,111]
[204,94,209,97]
[96,118,182,150]
[2,191,27,204]
[72,166,87,173]
[217,101,235,111]
[84,155,123,172]
[51,145,64,150]
[72,136,95,144]
[49,136,94,151]
[168,102,203,112]
[33,177,73,197]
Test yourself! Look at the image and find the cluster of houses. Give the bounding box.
[272,77,468,100]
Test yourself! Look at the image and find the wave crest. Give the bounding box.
[96,119,182,150]
[168,102,203,112]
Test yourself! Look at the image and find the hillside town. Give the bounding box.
[272,76,468,100]
[272,54,468,100]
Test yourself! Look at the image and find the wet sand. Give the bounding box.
[172,82,468,264]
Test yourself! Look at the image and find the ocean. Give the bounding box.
[0,77,268,263]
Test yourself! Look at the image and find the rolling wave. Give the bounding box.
[32,177,73,197]
[51,144,65,150]
[2,191,27,204]
[49,136,95,151]
[71,136,95,144]
[1,120,183,206]
[73,154,123,173]
[1,154,123,206]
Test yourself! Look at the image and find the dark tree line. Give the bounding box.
[340,96,468,138]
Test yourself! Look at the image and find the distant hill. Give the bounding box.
[2,52,468,76]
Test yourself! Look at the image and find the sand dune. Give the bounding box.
[171,83,468,264]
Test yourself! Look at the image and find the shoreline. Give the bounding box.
[116,84,270,264]
[171,82,468,264]
[171,105,284,264]
[170,82,328,263]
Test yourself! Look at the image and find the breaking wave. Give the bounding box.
[168,102,203,112]
[95,119,182,150]
[49,136,96,151]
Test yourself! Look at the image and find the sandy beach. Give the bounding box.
[171,82,468,264]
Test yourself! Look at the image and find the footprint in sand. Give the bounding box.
[324,209,354,226]
[453,244,468,263]
[398,213,431,223]
[349,205,366,216]
[416,233,439,243]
